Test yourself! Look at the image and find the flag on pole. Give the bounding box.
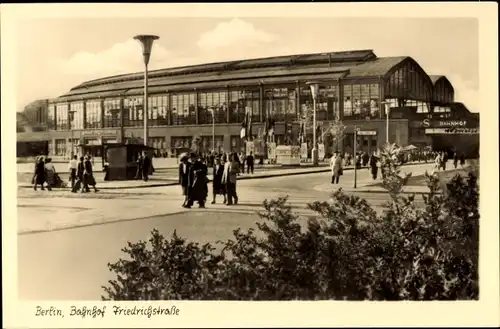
[240,108,248,139]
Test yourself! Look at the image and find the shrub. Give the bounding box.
[102,146,479,300]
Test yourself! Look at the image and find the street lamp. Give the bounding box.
[306,81,319,166]
[68,109,76,158]
[208,107,215,152]
[134,34,159,147]
[381,100,391,144]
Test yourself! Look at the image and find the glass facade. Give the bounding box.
[433,79,454,104]
[229,89,259,124]
[103,99,121,128]
[148,137,167,156]
[343,83,380,120]
[55,139,66,156]
[265,87,296,122]
[48,104,56,130]
[70,102,84,130]
[85,100,102,129]
[55,103,69,130]
[384,60,432,102]
[171,136,192,149]
[124,97,144,127]
[171,93,196,125]
[200,135,224,153]
[148,95,169,126]
[198,91,228,124]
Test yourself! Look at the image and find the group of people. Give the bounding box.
[201,151,256,175]
[178,152,242,208]
[31,155,98,193]
[434,151,466,171]
[329,150,382,184]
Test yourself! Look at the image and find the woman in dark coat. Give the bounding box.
[83,156,98,193]
[33,156,46,191]
[211,157,226,204]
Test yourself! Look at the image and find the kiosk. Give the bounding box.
[104,144,156,180]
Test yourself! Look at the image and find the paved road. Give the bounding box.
[17,163,438,300]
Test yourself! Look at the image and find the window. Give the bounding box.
[171,136,192,149]
[200,135,224,153]
[230,135,244,153]
[55,139,66,156]
[148,95,169,126]
[198,91,228,124]
[48,104,56,130]
[55,103,69,130]
[385,60,432,102]
[171,93,196,125]
[229,89,259,123]
[343,85,352,117]
[265,88,289,122]
[370,84,380,119]
[124,97,143,127]
[85,100,102,129]
[70,102,84,130]
[148,137,166,156]
[405,99,431,113]
[103,99,121,128]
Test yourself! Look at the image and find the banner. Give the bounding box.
[245,141,255,156]
[318,143,325,161]
[268,142,277,161]
[300,143,308,159]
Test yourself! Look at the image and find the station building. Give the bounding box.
[17,49,479,159]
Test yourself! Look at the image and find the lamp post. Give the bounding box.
[353,126,359,188]
[134,34,159,147]
[68,109,76,158]
[306,82,319,166]
[209,107,215,152]
[381,101,391,144]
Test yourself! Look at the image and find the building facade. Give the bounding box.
[17,49,479,158]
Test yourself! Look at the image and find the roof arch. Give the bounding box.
[384,57,434,102]
[429,75,455,104]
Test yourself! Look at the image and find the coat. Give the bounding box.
[330,156,343,176]
[178,162,191,187]
[34,161,46,184]
[212,163,226,194]
[222,161,239,184]
[187,160,208,202]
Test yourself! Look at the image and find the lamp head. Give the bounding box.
[134,35,160,66]
[306,81,320,100]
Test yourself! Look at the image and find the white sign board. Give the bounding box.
[357,130,377,136]
[318,143,325,161]
[276,145,301,165]
[300,143,308,159]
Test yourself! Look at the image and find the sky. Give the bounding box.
[16,17,479,111]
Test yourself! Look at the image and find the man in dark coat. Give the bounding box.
[178,156,191,207]
[369,152,379,180]
[185,153,208,208]
[72,156,86,193]
[246,151,254,174]
[135,154,144,180]
[142,152,151,182]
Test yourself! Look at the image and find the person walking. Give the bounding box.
[459,153,466,168]
[142,152,151,182]
[33,156,46,191]
[246,151,254,174]
[211,156,227,204]
[135,153,144,180]
[434,152,442,171]
[72,156,85,193]
[68,155,78,189]
[369,151,379,180]
[453,152,459,169]
[44,158,56,191]
[185,153,208,208]
[441,151,448,171]
[179,155,191,207]
[330,151,343,184]
[83,156,98,193]
[222,153,239,205]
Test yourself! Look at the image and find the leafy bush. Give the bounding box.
[102,146,479,301]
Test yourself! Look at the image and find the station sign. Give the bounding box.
[422,119,471,128]
[425,128,479,135]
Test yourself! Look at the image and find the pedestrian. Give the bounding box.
[441,152,448,171]
[459,153,466,168]
[222,153,239,205]
[44,158,56,191]
[453,152,458,169]
[369,151,379,180]
[211,156,226,204]
[68,155,78,189]
[83,156,98,193]
[72,156,85,193]
[142,152,151,182]
[240,152,246,173]
[246,151,254,174]
[330,151,343,184]
[178,154,191,207]
[135,153,143,180]
[33,156,46,191]
[362,152,369,167]
[185,153,208,208]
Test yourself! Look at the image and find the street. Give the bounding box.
[17,163,441,300]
